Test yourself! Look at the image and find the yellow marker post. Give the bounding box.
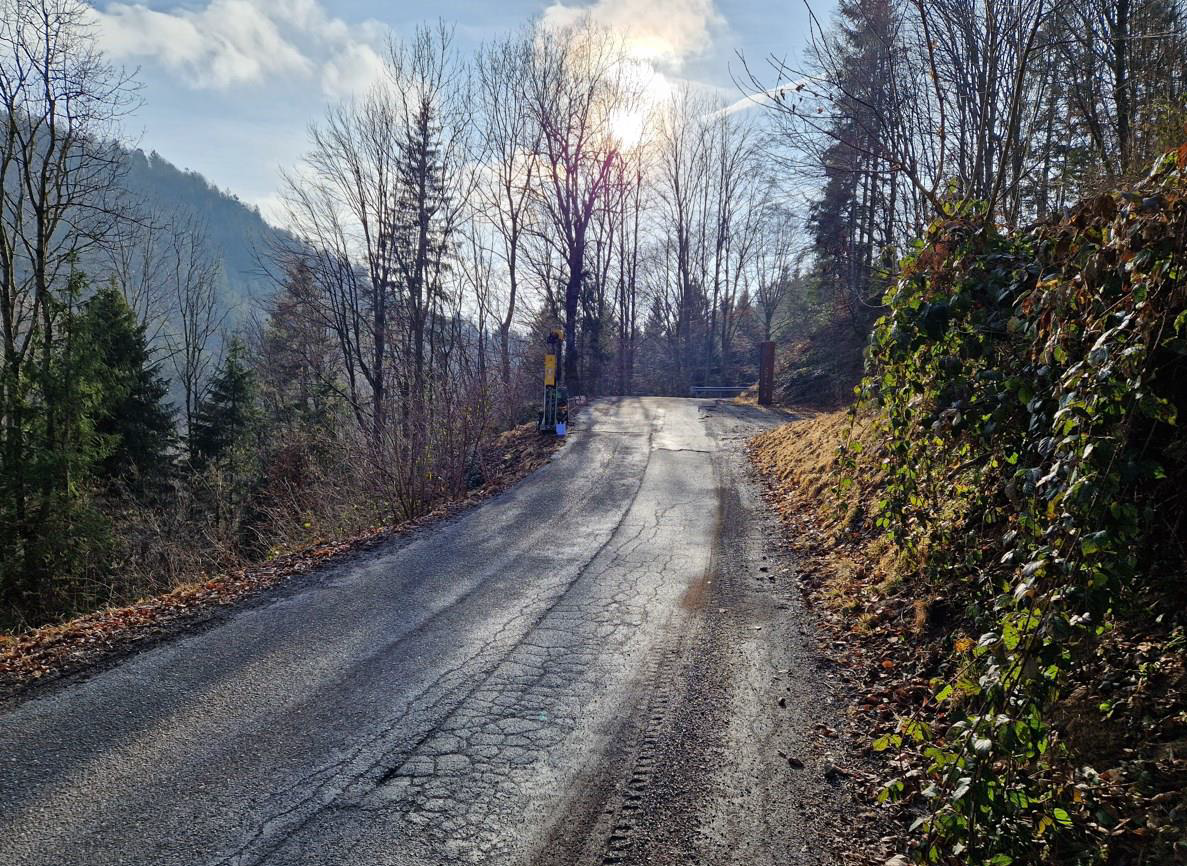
[540,329,567,435]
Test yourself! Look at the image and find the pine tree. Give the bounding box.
[82,285,175,495]
[257,262,340,436]
[189,339,258,467]
[806,0,899,333]
[187,338,262,550]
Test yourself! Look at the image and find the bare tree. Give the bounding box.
[1059,0,1187,180]
[523,19,636,393]
[748,0,1057,229]
[284,23,471,446]
[654,86,711,390]
[706,105,760,384]
[613,144,645,394]
[163,216,222,447]
[651,88,761,389]
[455,219,497,395]
[286,91,399,441]
[102,207,171,341]
[475,33,538,420]
[752,199,797,342]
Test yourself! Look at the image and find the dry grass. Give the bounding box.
[0,418,566,698]
[748,408,919,652]
[749,410,962,664]
[750,408,878,549]
[749,408,1187,864]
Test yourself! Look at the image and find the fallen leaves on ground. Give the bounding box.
[749,410,1187,865]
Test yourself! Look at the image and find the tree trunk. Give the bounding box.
[564,244,582,393]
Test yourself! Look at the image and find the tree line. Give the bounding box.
[0,2,801,628]
[744,0,1187,385]
[276,20,799,419]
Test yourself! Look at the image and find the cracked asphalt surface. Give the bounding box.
[0,397,864,866]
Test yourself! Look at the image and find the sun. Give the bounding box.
[610,109,647,149]
[608,62,672,150]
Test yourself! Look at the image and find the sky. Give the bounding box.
[88,0,826,224]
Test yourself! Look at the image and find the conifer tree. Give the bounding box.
[82,285,175,494]
[805,0,898,335]
[189,338,258,467]
[257,263,339,436]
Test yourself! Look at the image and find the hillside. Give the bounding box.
[118,147,292,328]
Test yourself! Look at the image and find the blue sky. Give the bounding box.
[90,0,824,222]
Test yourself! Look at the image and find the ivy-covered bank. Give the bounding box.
[757,152,1187,866]
[866,152,1187,863]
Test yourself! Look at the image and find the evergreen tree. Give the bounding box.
[189,339,258,467]
[186,338,263,551]
[257,263,340,436]
[806,0,899,333]
[82,285,175,494]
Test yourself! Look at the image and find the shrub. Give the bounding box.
[853,151,1187,864]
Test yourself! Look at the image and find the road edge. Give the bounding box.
[0,419,576,710]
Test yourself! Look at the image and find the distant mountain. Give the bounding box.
[119,148,293,330]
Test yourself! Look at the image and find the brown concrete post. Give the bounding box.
[758,341,775,406]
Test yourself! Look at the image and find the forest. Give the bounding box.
[2,0,1187,861]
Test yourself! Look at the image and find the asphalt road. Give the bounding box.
[0,397,863,866]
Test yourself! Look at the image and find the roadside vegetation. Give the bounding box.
[746,0,1187,857]
[755,155,1187,864]
[0,417,561,695]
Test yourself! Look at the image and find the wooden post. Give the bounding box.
[758,341,775,406]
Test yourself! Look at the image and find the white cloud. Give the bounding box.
[715,78,810,118]
[320,41,387,100]
[541,0,724,70]
[92,0,388,96]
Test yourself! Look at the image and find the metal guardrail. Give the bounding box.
[689,386,748,398]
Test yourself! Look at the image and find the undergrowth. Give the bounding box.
[758,150,1187,865]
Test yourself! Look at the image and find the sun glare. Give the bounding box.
[608,60,672,150]
[610,109,646,149]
